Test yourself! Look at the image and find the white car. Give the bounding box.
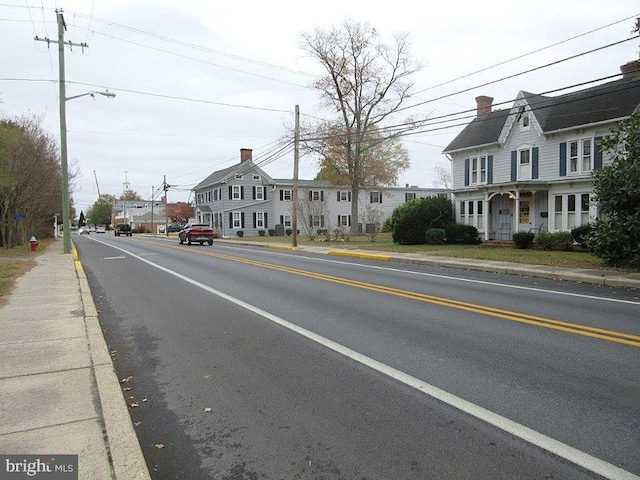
[96,226,106,233]
[77,227,90,235]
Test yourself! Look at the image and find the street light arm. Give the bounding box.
[66,90,116,101]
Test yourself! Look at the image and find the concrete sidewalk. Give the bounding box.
[0,239,150,480]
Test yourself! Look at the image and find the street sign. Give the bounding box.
[13,213,27,221]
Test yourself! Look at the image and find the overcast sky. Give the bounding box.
[1,1,638,213]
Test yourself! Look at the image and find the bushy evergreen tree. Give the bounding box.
[589,114,640,268]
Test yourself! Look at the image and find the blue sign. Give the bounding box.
[13,213,27,221]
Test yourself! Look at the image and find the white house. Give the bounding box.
[443,59,640,241]
[193,148,449,237]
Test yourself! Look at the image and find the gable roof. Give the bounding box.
[193,160,274,190]
[443,75,640,153]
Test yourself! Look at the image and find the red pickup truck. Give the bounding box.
[178,223,215,245]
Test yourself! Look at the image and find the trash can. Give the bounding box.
[275,224,285,236]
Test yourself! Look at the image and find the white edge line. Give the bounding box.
[90,240,639,480]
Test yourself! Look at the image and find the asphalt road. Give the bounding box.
[74,234,640,479]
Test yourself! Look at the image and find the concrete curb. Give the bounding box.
[73,246,151,480]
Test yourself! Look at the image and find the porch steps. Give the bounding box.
[481,240,515,248]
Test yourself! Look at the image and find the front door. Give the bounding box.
[494,195,513,240]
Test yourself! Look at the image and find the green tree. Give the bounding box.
[300,18,424,234]
[78,211,85,226]
[391,197,453,245]
[589,114,640,268]
[86,194,115,227]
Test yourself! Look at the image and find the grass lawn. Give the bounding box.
[0,237,55,306]
[222,232,616,270]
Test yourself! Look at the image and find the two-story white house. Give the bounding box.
[443,60,640,241]
[193,148,449,237]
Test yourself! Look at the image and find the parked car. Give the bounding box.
[178,223,215,245]
[167,223,183,232]
[96,225,106,233]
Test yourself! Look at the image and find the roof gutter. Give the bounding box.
[442,141,500,155]
[543,116,630,135]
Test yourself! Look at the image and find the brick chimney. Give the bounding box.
[240,148,253,163]
[620,60,640,79]
[475,96,493,117]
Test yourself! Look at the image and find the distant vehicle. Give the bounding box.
[178,223,215,245]
[167,223,183,232]
[77,227,90,235]
[158,224,166,234]
[114,223,133,237]
[96,226,106,233]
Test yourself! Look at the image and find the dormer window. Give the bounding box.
[522,115,529,127]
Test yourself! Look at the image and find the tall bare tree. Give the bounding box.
[300,18,424,233]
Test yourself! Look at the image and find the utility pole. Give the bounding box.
[292,105,300,248]
[35,10,88,254]
[163,176,169,237]
[151,186,155,234]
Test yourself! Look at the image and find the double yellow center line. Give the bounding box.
[161,242,640,348]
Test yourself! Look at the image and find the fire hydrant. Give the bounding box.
[29,236,38,252]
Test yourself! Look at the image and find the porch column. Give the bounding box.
[483,194,489,241]
[514,193,520,233]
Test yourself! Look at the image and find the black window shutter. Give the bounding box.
[487,155,493,184]
[464,158,470,186]
[253,212,256,228]
[229,212,232,226]
[594,137,603,169]
[240,186,244,200]
[264,213,268,228]
[532,147,539,179]
[379,193,382,204]
[559,142,567,176]
[321,216,325,228]
[348,191,352,202]
[337,191,341,201]
[370,192,374,203]
[320,191,324,201]
[309,191,313,201]
[263,187,267,200]
[510,151,517,182]
[280,190,283,201]
[252,186,256,200]
[280,215,284,224]
[228,185,232,198]
[348,215,351,226]
[241,212,245,228]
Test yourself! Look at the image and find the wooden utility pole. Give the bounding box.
[35,10,88,254]
[292,105,300,248]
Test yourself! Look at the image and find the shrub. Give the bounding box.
[512,231,535,249]
[391,197,454,245]
[236,230,244,237]
[445,223,481,244]
[268,229,276,237]
[534,231,573,251]
[285,229,292,236]
[258,230,265,236]
[588,220,640,269]
[571,224,593,248]
[425,228,446,245]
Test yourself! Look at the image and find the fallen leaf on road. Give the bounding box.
[204,407,212,413]
[142,397,148,402]
[155,444,165,449]
[122,387,131,391]
[134,422,142,427]
[120,376,133,383]
[128,402,139,408]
